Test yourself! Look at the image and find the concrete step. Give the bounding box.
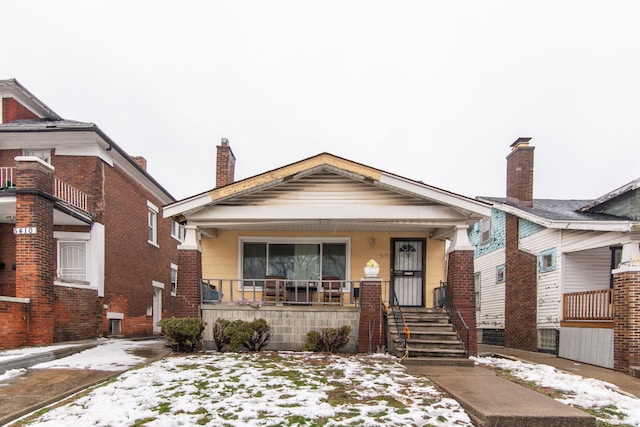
[391,331,459,341]
[397,338,465,348]
[401,357,475,367]
[399,347,468,358]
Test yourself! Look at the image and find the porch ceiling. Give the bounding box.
[0,195,90,226]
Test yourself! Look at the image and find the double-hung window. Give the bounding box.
[170,263,178,296]
[241,238,349,289]
[147,201,159,246]
[171,220,184,242]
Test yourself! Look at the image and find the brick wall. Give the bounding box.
[0,298,29,349]
[14,158,55,345]
[0,149,22,168]
[446,249,478,356]
[54,286,102,341]
[357,279,384,353]
[2,98,39,123]
[504,213,538,350]
[506,141,534,208]
[216,139,236,187]
[613,269,640,372]
[100,160,179,336]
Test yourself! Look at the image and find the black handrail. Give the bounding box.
[441,281,469,356]
[389,285,410,358]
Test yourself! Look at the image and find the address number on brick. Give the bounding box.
[13,227,37,235]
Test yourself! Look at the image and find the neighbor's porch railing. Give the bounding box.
[200,278,361,307]
[563,289,613,321]
[0,167,88,213]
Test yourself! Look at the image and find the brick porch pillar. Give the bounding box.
[357,278,384,353]
[14,156,55,345]
[446,226,478,356]
[612,241,640,373]
[175,225,203,318]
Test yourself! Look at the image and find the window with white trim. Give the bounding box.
[57,240,88,282]
[539,248,556,273]
[496,264,505,283]
[147,201,158,246]
[171,220,184,242]
[170,263,178,296]
[480,217,491,245]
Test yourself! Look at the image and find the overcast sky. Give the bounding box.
[4,1,639,201]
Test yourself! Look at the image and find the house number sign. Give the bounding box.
[14,227,37,235]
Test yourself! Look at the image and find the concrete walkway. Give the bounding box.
[0,339,171,426]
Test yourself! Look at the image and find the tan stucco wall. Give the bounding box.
[201,230,446,307]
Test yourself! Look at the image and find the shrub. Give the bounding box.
[303,325,352,353]
[217,318,272,352]
[212,318,231,351]
[158,317,205,353]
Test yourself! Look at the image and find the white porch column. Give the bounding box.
[178,224,201,252]
[618,240,640,268]
[447,225,475,253]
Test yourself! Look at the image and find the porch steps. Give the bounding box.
[388,307,472,367]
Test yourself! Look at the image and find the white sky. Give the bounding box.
[3,1,640,201]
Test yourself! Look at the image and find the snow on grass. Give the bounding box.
[472,356,640,426]
[30,339,149,371]
[0,343,82,363]
[18,352,472,427]
[0,368,26,384]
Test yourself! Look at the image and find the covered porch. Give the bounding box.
[164,148,491,353]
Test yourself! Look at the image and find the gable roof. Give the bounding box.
[164,153,491,234]
[479,196,638,232]
[0,79,62,120]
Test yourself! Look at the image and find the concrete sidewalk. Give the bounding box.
[478,344,640,398]
[0,339,171,426]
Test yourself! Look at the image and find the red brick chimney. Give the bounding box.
[506,137,534,208]
[131,156,147,171]
[216,138,236,188]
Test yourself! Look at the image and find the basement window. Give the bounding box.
[495,264,505,283]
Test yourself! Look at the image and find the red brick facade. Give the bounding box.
[0,88,179,347]
[357,279,384,353]
[446,249,478,356]
[613,269,640,372]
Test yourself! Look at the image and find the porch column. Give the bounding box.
[446,226,478,356]
[612,240,640,373]
[14,156,55,345]
[357,278,384,353]
[176,225,203,318]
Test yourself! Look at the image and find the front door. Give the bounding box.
[391,239,425,306]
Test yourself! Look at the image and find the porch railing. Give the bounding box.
[200,278,360,307]
[563,289,613,321]
[0,167,88,213]
[442,281,470,356]
[389,286,410,357]
[55,178,88,212]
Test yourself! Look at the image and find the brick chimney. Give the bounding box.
[131,156,147,171]
[216,138,236,188]
[506,137,534,208]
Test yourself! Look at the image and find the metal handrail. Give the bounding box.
[442,281,469,356]
[389,285,410,358]
[199,278,359,306]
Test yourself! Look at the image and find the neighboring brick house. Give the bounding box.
[0,79,180,348]
[470,138,640,373]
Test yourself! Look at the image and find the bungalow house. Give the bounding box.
[470,138,640,373]
[0,79,179,348]
[163,140,491,355]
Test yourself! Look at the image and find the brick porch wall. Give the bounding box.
[0,297,29,349]
[446,249,478,356]
[176,248,203,318]
[613,268,640,373]
[54,286,102,342]
[357,279,384,353]
[14,157,55,346]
